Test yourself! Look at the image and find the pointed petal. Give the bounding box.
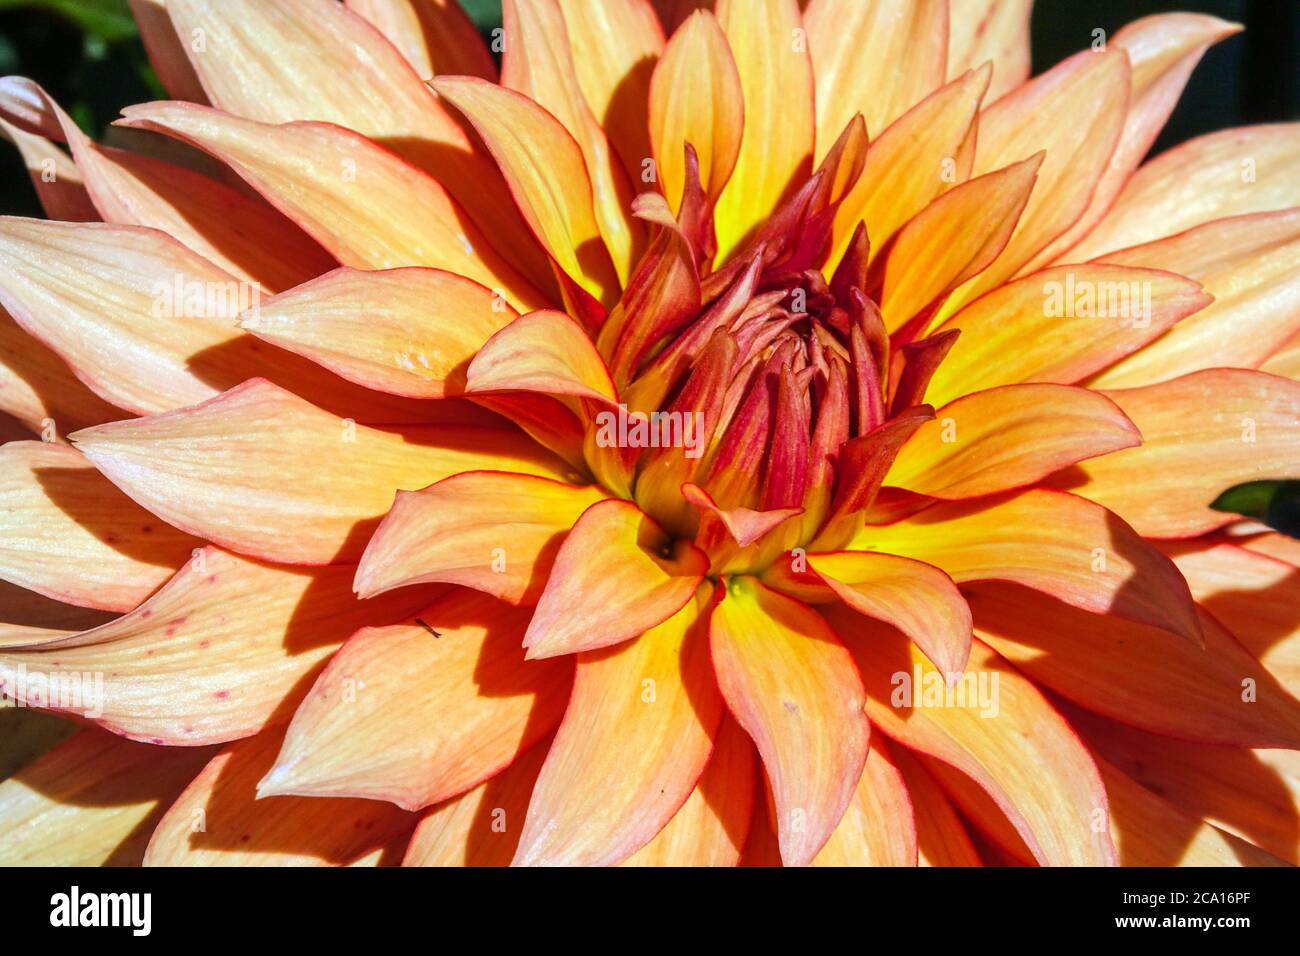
[502,0,644,284]
[514,585,721,865]
[523,499,708,659]
[0,730,212,866]
[806,0,947,147]
[0,440,196,612]
[832,608,1117,866]
[877,156,1041,331]
[345,0,497,80]
[556,0,663,189]
[144,730,413,866]
[1091,209,1300,387]
[799,550,973,679]
[72,378,567,565]
[1067,123,1300,261]
[622,714,756,866]
[0,547,439,745]
[0,583,114,650]
[1060,369,1300,538]
[713,0,815,261]
[247,267,516,399]
[947,0,1033,101]
[466,309,617,405]
[1043,14,1242,264]
[0,116,96,221]
[855,489,1204,644]
[356,472,608,606]
[402,739,549,867]
[648,8,744,213]
[887,384,1140,499]
[942,49,1131,313]
[890,744,982,866]
[128,0,208,102]
[162,0,550,289]
[967,582,1300,749]
[828,66,990,271]
[260,590,570,811]
[812,739,918,866]
[432,76,621,309]
[926,264,1211,407]
[710,577,871,866]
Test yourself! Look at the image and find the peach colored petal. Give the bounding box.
[0,582,114,650]
[855,489,1203,644]
[127,0,208,102]
[260,589,570,811]
[402,739,549,867]
[1059,369,1300,537]
[1240,531,1300,567]
[144,730,413,866]
[622,714,755,866]
[1261,330,1300,380]
[947,0,1032,101]
[710,577,870,866]
[887,384,1140,499]
[713,0,814,262]
[0,116,95,222]
[466,309,618,406]
[502,0,644,284]
[72,379,568,565]
[346,0,497,80]
[967,582,1300,749]
[890,744,981,866]
[812,738,918,866]
[432,76,621,311]
[926,264,1211,407]
[246,267,516,400]
[1091,209,1300,387]
[356,472,608,606]
[0,546,439,746]
[118,102,548,314]
[514,585,720,865]
[648,8,744,213]
[806,0,947,148]
[0,730,212,866]
[832,609,1117,867]
[0,440,195,612]
[523,499,709,658]
[1066,123,1300,261]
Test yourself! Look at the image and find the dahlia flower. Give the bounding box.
[0,0,1298,869]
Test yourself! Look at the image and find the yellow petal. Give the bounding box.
[247,267,517,400]
[514,586,721,865]
[832,609,1117,867]
[144,730,413,866]
[523,499,708,658]
[806,0,947,148]
[1059,369,1300,538]
[648,8,744,213]
[1091,209,1300,387]
[713,0,814,262]
[356,472,608,605]
[0,440,195,612]
[887,383,1140,499]
[622,714,756,866]
[432,76,622,310]
[0,546,438,745]
[812,738,918,866]
[260,589,570,811]
[947,0,1033,101]
[72,378,567,565]
[855,489,1203,644]
[0,730,211,866]
[710,576,871,866]
[502,0,644,283]
[925,264,1211,407]
[1066,122,1300,261]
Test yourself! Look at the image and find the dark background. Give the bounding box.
[0,0,1295,216]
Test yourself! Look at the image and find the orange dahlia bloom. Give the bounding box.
[0,0,1298,869]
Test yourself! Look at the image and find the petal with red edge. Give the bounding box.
[890,744,981,866]
[523,499,708,659]
[72,378,568,566]
[812,738,918,866]
[710,576,871,867]
[345,0,498,80]
[947,0,1032,101]
[466,309,617,406]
